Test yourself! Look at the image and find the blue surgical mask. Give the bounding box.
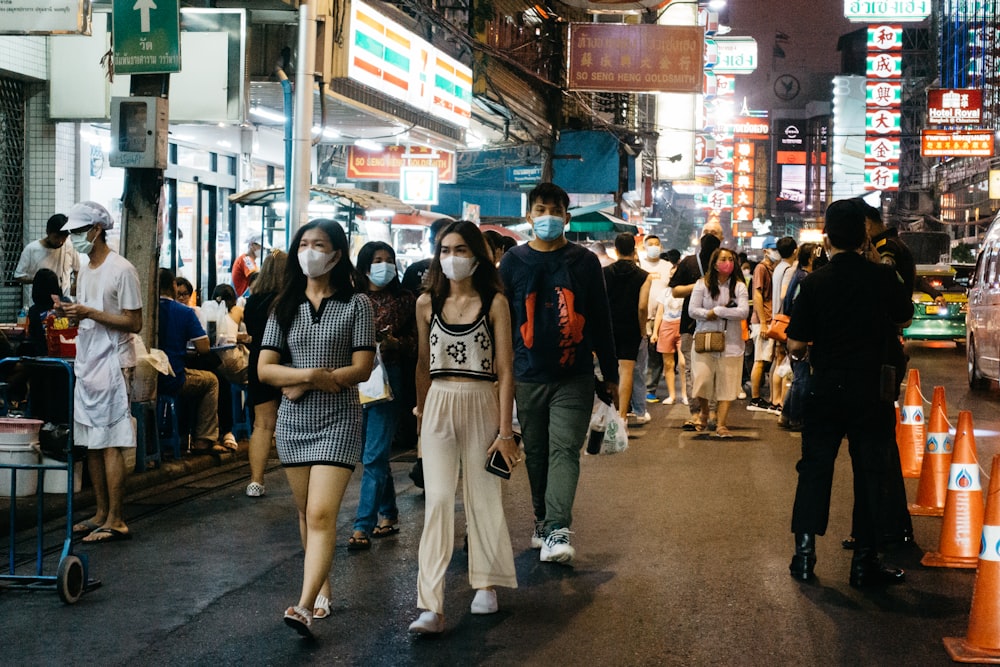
[532,215,565,242]
[368,262,396,287]
[70,230,93,255]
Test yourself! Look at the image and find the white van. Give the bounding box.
[967,213,1000,388]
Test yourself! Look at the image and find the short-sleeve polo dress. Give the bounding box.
[260,292,375,468]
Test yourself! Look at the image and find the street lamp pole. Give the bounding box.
[289,0,317,236]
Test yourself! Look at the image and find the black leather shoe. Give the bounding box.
[849,550,905,588]
[789,533,816,581]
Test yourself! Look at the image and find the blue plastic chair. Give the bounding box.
[230,383,252,441]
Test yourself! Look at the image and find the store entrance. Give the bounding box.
[164,179,233,304]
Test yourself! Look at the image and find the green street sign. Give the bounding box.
[112,0,180,74]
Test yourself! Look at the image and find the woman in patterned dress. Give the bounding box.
[258,219,375,636]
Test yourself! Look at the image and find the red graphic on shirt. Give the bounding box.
[520,287,586,368]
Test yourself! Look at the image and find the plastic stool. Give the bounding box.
[230,383,252,441]
[157,394,183,460]
[131,400,161,471]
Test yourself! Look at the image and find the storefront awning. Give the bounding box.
[568,203,638,233]
[229,185,416,214]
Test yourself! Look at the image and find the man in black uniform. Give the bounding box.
[786,199,913,587]
[836,200,943,550]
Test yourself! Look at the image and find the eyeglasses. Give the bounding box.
[177,291,191,300]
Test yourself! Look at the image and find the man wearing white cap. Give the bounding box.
[60,201,143,544]
[232,234,262,297]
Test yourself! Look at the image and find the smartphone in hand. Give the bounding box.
[485,449,511,480]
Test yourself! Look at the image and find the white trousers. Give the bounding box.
[417,379,518,614]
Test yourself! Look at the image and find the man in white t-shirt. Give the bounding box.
[637,235,672,403]
[14,213,80,300]
[60,201,143,544]
[768,236,798,413]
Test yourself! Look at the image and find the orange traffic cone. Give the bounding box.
[922,411,985,569]
[910,386,953,517]
[898,368,924,478]
[943,455,1000,662]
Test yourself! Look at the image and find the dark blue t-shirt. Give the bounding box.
[158,297,208,395]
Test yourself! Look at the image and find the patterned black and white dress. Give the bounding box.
[260,293,375,468]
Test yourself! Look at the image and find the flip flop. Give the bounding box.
[372,522,400,538]
[222,434,239,451]
[82,527,132,543]
[347,534,371,550]
[715,427,733,439]
[72,520,101,536]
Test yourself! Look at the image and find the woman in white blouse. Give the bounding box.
[688,247,750,438]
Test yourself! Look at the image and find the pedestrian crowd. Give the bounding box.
[8,188,921,636]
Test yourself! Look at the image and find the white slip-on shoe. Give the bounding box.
[408,610,444,634]
[470,589,498,615]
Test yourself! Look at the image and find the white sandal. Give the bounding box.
[283,605,313,636]
[314,593,331,620]
[245,482,265,497]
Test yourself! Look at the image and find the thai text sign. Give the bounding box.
[844,1,931,22]
[927,89,983,125]
[0,0,90,35]
[347,146,456,183]
[112,0,180,74]
[921,130,994,157]
[714,37,758,74]
[568,24,703,94]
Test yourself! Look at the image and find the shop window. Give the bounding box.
[176,145,211,171]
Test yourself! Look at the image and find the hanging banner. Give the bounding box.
[567,24,703,94]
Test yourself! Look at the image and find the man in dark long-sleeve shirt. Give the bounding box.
[499,182,618,566]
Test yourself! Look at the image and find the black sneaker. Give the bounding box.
[747,398,770,412]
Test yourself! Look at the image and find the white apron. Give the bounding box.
[73,319,129,428]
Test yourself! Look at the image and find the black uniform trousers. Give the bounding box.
[791,376,895,549]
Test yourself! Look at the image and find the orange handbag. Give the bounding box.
[765,313,790,342]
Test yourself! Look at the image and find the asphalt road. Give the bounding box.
[4,341,999,666]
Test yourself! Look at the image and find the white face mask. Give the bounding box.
[298,248,338,278]
[440,255,477,282]
[766,249,781,262]
[70,230,94,255]
[645,246,661,261]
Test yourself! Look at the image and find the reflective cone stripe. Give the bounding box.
[943,455,1000,662]
[910,386,953,517]
[922,411,984,569]
[898,368,924,478]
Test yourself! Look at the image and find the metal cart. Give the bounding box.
[0,357,100,603]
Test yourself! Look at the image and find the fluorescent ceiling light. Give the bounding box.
[354,139,382,151]
[250,106,286,123]
[312,125,341,139]
[707,0,726,10]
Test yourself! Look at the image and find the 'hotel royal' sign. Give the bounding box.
[844,1,931,22]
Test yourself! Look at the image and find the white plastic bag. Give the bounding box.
[584,397,628,455]
[358,345,393,407]
[776,354,793,379]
